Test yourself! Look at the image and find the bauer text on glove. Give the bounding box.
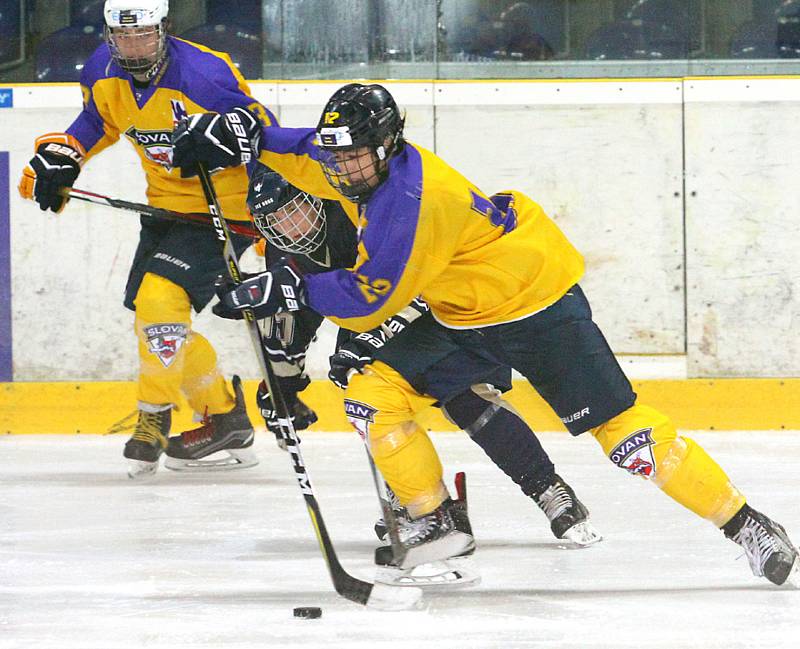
[171,107,260,178]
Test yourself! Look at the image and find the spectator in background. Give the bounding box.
[497,1,555,60]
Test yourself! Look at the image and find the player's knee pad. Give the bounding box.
[592,403,745,525]
[133,272,192,322]
[344,365,420,455]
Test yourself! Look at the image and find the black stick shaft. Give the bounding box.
[196,163,373,606]
[62,187,259,239]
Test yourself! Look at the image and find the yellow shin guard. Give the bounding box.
[345,362,449,518]
[181,331,234,416]
[592,403,746,527]
[134,273,232,414]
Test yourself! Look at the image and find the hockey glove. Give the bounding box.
[328,333,382,389]
[171,107,261,178]
[212,260,305,320]
[327,297,430,389]
[256,377,318,449]
[18,133,85,213]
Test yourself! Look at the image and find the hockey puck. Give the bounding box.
[293,607,322,619]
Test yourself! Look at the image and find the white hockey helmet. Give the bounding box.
[103,0,169,79]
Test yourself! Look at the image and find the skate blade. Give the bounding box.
[126,459,159,480]
[560,521,603,548]
[399,531,474,570]
[164,448,258,472]
[376,557,481,591]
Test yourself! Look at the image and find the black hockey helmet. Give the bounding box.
[247,163,326,255]
[316,83,405,202]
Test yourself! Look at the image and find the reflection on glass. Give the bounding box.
[4,0,800,82]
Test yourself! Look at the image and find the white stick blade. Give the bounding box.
[365,583,424,611]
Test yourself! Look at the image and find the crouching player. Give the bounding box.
[204,163,602,577]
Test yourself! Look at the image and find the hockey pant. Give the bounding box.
[592,403,746,527]
[134,272,234,415]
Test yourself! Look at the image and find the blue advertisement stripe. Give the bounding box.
[0,152,12,381]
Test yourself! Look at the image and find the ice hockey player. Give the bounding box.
[171,83,799,586]
[214,162,601,574]
[18,0,275,478]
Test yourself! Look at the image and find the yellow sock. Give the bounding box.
[346,361,448,518]
[593,403,745,526]
[181,331,234,416]
[134,273,192,408]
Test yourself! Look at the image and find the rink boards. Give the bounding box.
[2,78,800,384]
[2,377,799,434]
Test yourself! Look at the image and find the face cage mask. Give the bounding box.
[105,22,167,79]
[318,146,389,203]
[252,192,327,255]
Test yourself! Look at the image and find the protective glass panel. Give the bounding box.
[2,0,800,82]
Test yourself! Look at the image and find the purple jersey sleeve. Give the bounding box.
[304,146,424,319]
[261,126,320,158]
[66,44,117,155]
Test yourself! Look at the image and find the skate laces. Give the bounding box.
[734,517,780,577]
[536,482,574,522]
[132,411,169,448]
[400,507,452,546]
[180,420,215,448]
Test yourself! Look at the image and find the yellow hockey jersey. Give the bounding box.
[67,36,275,220]
[258,129,584,331]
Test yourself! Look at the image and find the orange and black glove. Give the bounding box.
[18,133,85,213]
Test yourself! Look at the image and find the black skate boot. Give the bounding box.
[375,472,474,566]
[724,505,800,586]
[532,473,602,547]
[394,498,475,570]
[164,375,257,472]
[123,408,171,479]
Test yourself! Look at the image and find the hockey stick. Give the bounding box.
[195,163,421,611]
[61,187,260,239]
[364,448,408,566]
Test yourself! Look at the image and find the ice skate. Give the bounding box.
[123,408,171,479]
[725,505,800,587]
[375,471,474,558]
[533,473,602,547]
[164,376,257,472]
[374,493,479,588]
[391,498,475,570]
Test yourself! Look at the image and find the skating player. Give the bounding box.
[19,0,276,477]
[171,83,799,586]
[199,162,602,570]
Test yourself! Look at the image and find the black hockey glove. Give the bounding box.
[327,297,430,389]
[328,333,382,389]
[19,133,84,213]
[171,107,260,178]
[212,260,305,320]
[256,377,318,449]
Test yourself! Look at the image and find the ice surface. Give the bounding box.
[1,430,799,649]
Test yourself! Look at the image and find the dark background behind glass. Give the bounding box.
[2,0,800,82]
